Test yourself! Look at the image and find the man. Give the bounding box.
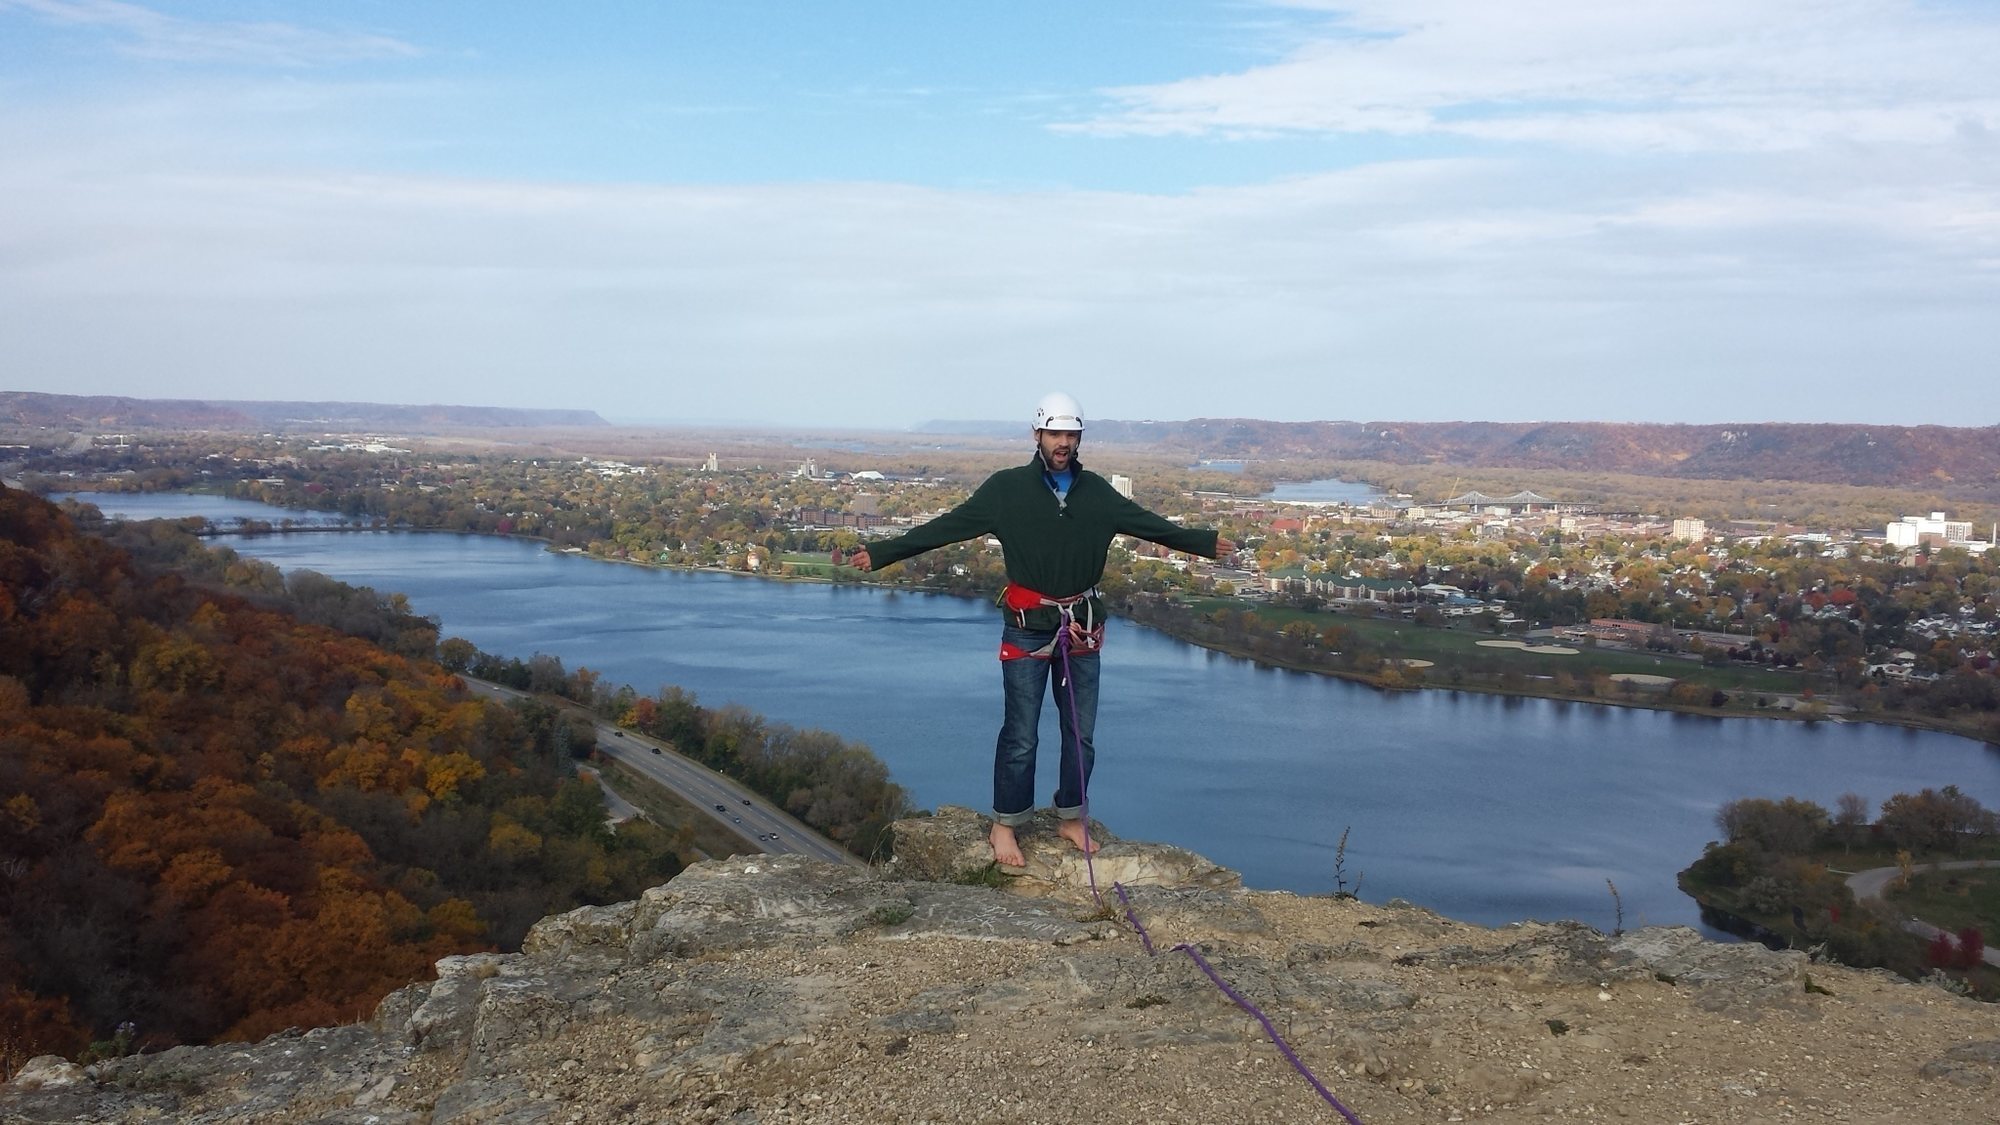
[842,392,1235,867]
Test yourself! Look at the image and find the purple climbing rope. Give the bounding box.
[1054,617,1365,1124]
[1171,938,1367,1125]
[1114,882,1156,956]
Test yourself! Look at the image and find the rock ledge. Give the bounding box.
[4,829,1994,1124]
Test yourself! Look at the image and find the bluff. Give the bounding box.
[5,807,1998,1124]
[0,392,607,432]
[951,416,2000,494]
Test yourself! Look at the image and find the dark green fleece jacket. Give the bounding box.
[865,452,1221,629]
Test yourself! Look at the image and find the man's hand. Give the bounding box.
[1215,537,1238,557]
[844,546,873,572]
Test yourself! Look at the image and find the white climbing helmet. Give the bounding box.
[1032,392,1086,433]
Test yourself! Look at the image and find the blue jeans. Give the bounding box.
[994,623,1099,828]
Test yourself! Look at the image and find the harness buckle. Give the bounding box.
[999,583,1104,660]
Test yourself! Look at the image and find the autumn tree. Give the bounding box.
[1715,797,1829,855]
[0,485,685,1057]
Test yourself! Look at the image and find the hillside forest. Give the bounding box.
[0,485,689,1072]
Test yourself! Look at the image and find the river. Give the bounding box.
[1258,478,1388,505]
[58,491,2000,934]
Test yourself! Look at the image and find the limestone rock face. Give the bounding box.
[5,1057,85,1091]
[886,805,1241,900]
[520,900,637,957]
[1609,925,1811,1013]
[3,850,1995,1125]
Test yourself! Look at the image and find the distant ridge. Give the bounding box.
[912,418,1016,437]
[924,416,2000,493]
[0,392,608,431]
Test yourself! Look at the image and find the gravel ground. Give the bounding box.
[398,895,2000,1123]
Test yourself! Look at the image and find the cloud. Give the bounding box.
[4,117,1995,426]
[1066,0,2000,153]
[0,0,418,66]
[0,3,1995,428]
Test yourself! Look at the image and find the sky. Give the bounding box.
[2,1,1997,430]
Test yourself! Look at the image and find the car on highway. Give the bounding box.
[650,747,661,755]
[612,731,624,738]
[714,804,726,812]
[740,798,751,805]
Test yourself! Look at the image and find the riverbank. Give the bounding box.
[1112,590,2000,746]
[185,518,1999,746]
[748,558,1995,745]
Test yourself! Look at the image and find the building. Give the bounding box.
[1557,619,1672,647]
[1887,512,1974,548]
[786,507,888,529]
[1671,518,1707,543]
[1264,568,1416,604]
[1109,474,1134,499]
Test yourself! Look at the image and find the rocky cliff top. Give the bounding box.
[6,807,1997,1124]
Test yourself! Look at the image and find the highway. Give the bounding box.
[462,678,862,868]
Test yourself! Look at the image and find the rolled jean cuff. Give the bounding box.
[1053,803,1084,821]
[993,807,1035,828]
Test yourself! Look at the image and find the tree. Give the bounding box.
[1927,931,1958,969]
[1714,797,1828,855]
[1956,927,1986,971]
[1833,792,1870,852]
[551,776,610,839]
[438,637,477,673]
[526,653,568,696]
[1879,788,1995,855]
[0,986,88,1081]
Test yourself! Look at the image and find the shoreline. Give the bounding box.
[583,540,2000,747]
[190,520,2000,748]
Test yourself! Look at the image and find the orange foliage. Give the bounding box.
[0,987,88,1081]
[624,696,659,730]
[0,484,502,1053]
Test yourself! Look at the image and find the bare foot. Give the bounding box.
[989,823,1026,867]
[1056,818,1097,855]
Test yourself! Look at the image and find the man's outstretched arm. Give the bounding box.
[1111,495,1236,560]
[836,480,998,573]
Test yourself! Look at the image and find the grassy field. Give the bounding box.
[1181,598,1806,694]
[1824,840,2000,873]
[1887,868,2000,935]
[778,552,851,578]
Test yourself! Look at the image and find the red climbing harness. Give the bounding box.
[997,582,1104,660]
